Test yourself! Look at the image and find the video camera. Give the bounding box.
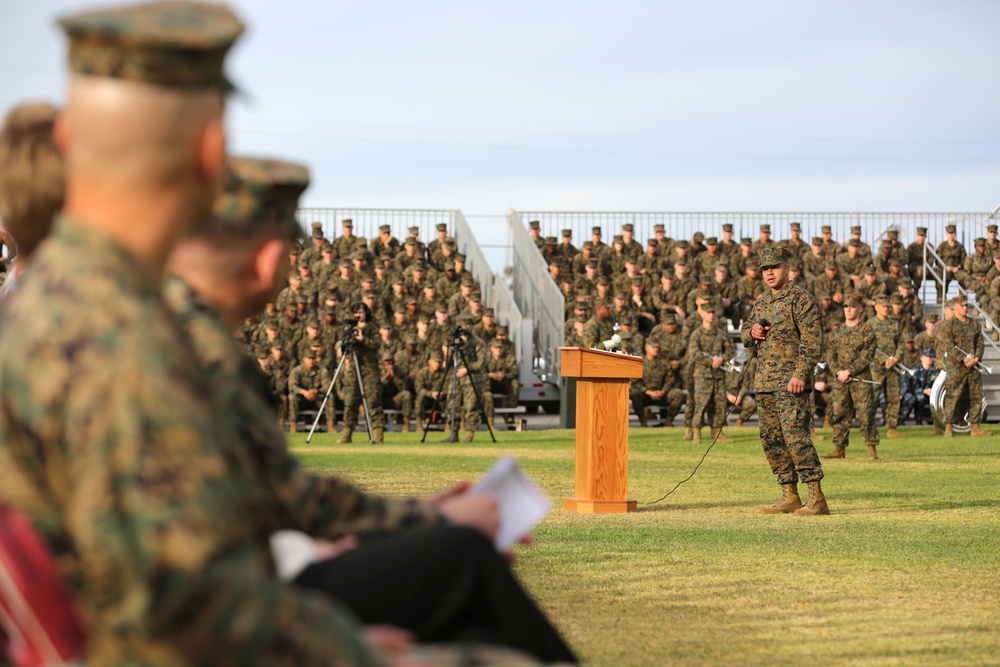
[341,317,361,346]
[450,325,471,339]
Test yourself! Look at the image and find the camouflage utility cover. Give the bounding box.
[60,0,244,90]
[212,156,310,239]
[757,246,789,269]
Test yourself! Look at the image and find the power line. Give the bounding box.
[231,116,1000,146]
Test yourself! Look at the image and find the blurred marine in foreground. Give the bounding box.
[0,2,574,666]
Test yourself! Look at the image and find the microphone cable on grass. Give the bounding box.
[640,319,769,505]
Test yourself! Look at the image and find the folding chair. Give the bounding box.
[0,504,87,666]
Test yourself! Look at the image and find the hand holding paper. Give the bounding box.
[471,455,552,551]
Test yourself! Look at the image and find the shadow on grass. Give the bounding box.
[894,498,1000,511]
[636,499,756,512]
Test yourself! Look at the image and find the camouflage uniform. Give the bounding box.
[268,348,292,424]
[727,356,757,423]
[961,243,992,298]
[0,217,387,665]
[581,315,615,349]
[446,331,493,434]
[164,276,440,535]
[380,359,414,423]
[688,325,734,429]
[289,356,335,426]
[414,360,446,419]
[827,320,880,450]
[740,277,825,486]
[171,163,577,663]
[938,314,986,426]
[867,315,904,429]
[801,248,827,281]
[485,344,520,420]
[341,320,385,432]
[629,353,684,427]
[0,5,424,654]
[937,237,966,299]
[907,237,932,290]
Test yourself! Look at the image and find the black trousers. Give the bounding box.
[294,525,576,664]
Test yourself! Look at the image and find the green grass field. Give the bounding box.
[290,425,1000,667]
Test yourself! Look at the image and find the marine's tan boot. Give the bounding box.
[372,427,384,444]
[683,426,693,441]
[735,418,744,427]
[822,414,832,429]
[821,445,846,459]
[886,427,904,439]
[692,427,702,444]
[327,420,336,433]
[402,420,412,433]
[933,422,943,435]
[944,424,954,438]
[793,481,830,516]
[760,483,803,514]
[442,430,458,443]
[711,427,733,443]
[868,445,879,460]
[970,424,993,437]
[289,421,298,433]
[463,430,475,443]
[416,417,425,432]
[337,428,353,444]
[812,427,825,441]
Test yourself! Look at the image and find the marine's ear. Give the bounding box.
[252,236,289,298]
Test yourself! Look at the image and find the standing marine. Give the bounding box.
[740,247,830,515]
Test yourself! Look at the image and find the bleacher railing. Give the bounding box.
[508,210,566,380]
[922,243,1000,357]
[453,211,494,307]
[491,278,528,370]
[517,211,998,251]
[454,211,528,358]
[296,208,456,248]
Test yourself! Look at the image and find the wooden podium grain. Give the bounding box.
[559,347,643,514]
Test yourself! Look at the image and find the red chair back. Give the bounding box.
[0,504,87,666]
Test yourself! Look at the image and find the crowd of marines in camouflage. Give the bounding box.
[534,218,994,443]
[234,218,520,444]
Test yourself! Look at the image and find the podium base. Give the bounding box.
[564,498,637,514]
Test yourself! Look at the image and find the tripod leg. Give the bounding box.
[307,353,349,444]
[351,349,377,444]
[456,346,498,443]
[448,347,459,443]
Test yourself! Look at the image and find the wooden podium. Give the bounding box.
[559,347,643,514]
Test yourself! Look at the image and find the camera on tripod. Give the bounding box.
[449,325,471,343]
[341,317,361,347]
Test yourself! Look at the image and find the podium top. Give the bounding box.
[559,346,643,379]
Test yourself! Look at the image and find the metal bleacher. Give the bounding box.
[296,207,539,423]
[507,208,1000,426]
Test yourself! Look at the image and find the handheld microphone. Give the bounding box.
[759,319,771,328]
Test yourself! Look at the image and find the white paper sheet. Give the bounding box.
[270,530,318,581]
[472,455,552,551]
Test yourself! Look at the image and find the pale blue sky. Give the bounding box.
[3,0,999,220]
